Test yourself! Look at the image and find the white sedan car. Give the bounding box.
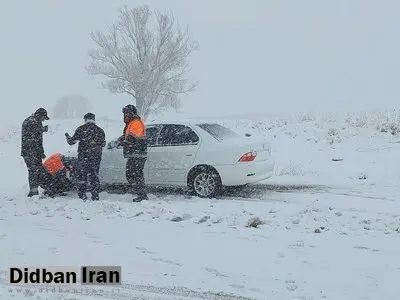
[68,121,275,198]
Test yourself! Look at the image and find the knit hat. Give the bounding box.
[83,113,95,121]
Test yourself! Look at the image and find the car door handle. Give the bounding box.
[185,153,193,156]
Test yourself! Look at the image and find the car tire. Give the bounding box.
[188,166,222,198]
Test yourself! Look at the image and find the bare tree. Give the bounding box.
[86,5,199,119]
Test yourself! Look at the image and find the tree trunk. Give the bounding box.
[143,109,150,121]
[135,96,145,117]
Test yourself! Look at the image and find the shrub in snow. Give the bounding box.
[327,128,342,145]
[275,161,304,176]
[345,113,368,128]
[298,112,316,123]
[327,128,338,136]
[375,109,400,135]
[246,216,265,228]
[52,94,92,119]
[358,173,368,180]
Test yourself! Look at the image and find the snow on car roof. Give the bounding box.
[146,118,222,126]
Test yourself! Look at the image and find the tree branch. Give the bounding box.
[85,5,199,117]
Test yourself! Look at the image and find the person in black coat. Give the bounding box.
[65,113,106,201]
[21,107,50,197]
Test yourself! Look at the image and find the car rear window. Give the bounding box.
[196,123,239,141]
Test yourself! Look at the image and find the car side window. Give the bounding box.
[146,126,160,147]
[158,124,199,146]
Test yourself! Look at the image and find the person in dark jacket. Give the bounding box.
[119,105,148,202]
[65,113,106,201]
[21,107,50,197]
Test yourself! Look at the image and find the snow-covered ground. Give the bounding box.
[1,110,400,299]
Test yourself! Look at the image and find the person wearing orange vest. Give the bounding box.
[120,104,148,202]
[42,153,75,197]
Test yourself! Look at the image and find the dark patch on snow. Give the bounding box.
[332,158,344,161]
[205,267,229,278]
[196,215,211,224]
[102,182,328,201]
[246,217,265,228]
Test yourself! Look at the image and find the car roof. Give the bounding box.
[146,119,221,127]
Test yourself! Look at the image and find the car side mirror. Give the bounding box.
[107,141,116,149]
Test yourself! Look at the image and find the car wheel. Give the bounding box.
[189,167,221,198]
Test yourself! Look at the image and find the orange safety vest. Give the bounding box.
[43,153,64,175]
[125,119,145,137]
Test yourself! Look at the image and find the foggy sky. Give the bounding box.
[1,0,400,126]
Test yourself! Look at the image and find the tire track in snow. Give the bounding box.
[0,270,258,300]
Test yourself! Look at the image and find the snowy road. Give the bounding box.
[1,182,399,300]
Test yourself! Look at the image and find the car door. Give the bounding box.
[144,125,162,184]
[148,124,200,185]
[99,139,126,184]
[99,126,162,185]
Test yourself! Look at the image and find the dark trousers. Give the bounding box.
[126,157,147,197]
[23,156,47,191]
[78,156,101,196]
[44,169,73,195]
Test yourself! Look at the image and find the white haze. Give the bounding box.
[1,0,400,127]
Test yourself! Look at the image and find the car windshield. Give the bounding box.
[196,123,239,141]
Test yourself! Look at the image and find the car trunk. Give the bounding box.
[218,136,271,164]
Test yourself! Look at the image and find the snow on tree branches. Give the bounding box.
[86,5,199,119]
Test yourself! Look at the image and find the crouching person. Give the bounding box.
[42,153,75,197]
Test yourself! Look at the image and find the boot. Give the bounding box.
[27,188,39,197]
[78,192,87,201]
[132,194,148,202]
[43,189,55,198]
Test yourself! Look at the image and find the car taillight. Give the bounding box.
[239,151,257,162]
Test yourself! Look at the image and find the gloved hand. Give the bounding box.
[42,125,48,132]
[117,135,125,146]
[65,132,70,138]
[42,153,46,159]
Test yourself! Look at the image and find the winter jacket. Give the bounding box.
[21,115,46,158]
[43,153,65,175]
[122,116,147,158]
[66,121,106,160]
[43,153,75,174]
